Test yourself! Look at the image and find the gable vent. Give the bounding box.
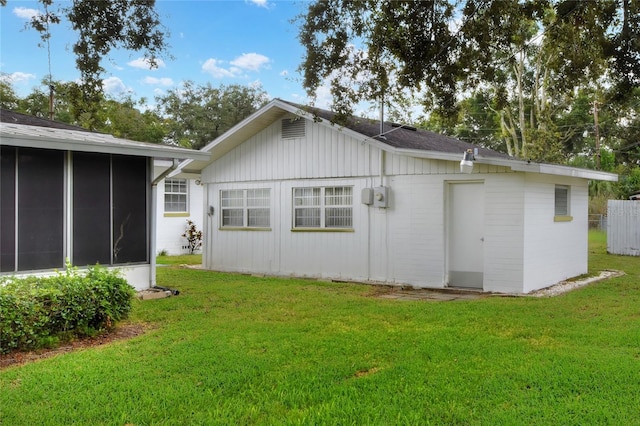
[282,118,306,139]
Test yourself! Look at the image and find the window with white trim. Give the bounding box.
[554,185,570,217]
[164,178,188,212]
[293,186,353,229]
[221,188,271,228]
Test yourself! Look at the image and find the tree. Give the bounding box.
[2,79,167,144]
[0,80,20,110]
[297,0,640,161]
[156,82,269,149]
[2,0,169,129]
[100,97,166,144]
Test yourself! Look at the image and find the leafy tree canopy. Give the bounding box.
[1,0,169,128]
[155,82,270,149]
[298,0,639,121]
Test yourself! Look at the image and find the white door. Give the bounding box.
[447,182,485,289]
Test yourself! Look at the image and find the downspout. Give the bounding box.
[379,98,386,187]
[149,158,180,288]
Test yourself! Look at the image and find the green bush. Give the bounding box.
[0,265,135,354]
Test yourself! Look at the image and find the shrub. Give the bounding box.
[0,265,135,354]
[181,219,203,254]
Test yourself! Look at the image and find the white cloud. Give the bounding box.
[102,76,130,95]
[0,71,36,84]
[202,53,271,79]
[13,7,40,20]
[231,53,270,71]
[248,0,270,8]
[202,58,239,78]
[143,76,174,86]
[128,57,166,70]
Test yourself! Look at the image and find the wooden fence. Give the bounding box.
[607,200,640,256]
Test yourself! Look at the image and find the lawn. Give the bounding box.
[1,231,639,425]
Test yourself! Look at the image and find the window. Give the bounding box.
[164,178,188,212]
[554,185,572,221]
[293,186,353,229]
[221,189,271,228]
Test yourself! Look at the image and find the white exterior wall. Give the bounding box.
[200,114,590,293]
[203,116,378,280]
[482,174,526,293]
[8,264,151,291]
[154,162,204,255]
[521,175,588,293]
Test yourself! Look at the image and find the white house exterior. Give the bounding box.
[154,160,204,255]
[1,110,209,291]
[176,99,617,294]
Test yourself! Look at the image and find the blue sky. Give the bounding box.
[0,0,331,109]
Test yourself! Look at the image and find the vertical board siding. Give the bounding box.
[208,117,377,183]
[199,113,593,293]
[607,200,640,256]
[278,178,369,281]
[206,182,280,273]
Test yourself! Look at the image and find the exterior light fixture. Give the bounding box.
[460,148,475,174]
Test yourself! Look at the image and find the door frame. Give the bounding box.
[445,180,485,289]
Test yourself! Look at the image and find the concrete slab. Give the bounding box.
[137,289,172,300]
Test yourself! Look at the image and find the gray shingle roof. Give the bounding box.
[278,99,511,160]
[0,109,91,132]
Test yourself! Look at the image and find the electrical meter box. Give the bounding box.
[361,188,374,205]
[373,186,389,208]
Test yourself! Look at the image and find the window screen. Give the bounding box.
[0,146,16,272]
[73,152,111,266]
[112,155,149,264]
[293,186,353,229]
[17,148,64,271]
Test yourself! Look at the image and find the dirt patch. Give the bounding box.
[0,323,147,370]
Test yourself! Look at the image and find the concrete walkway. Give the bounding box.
[374,270,624,301]
[376,288,485,301]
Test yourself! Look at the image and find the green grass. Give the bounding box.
[2,231,639,425]
[156,253,202,265]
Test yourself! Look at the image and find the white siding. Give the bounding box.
[199,114,593,294]
[205,182,280,274]
[521,175,588,292]
[154,163,204,255]
[385,175,446,287]
[279,178,370,280]
[203,116,378,184]
[483,174,525,293]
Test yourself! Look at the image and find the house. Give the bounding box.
[154,160,204,255]
[0,109,209,290]
[175,99,617,294]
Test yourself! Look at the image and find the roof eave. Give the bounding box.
[393,148,618,181]
[1,132,210,161]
